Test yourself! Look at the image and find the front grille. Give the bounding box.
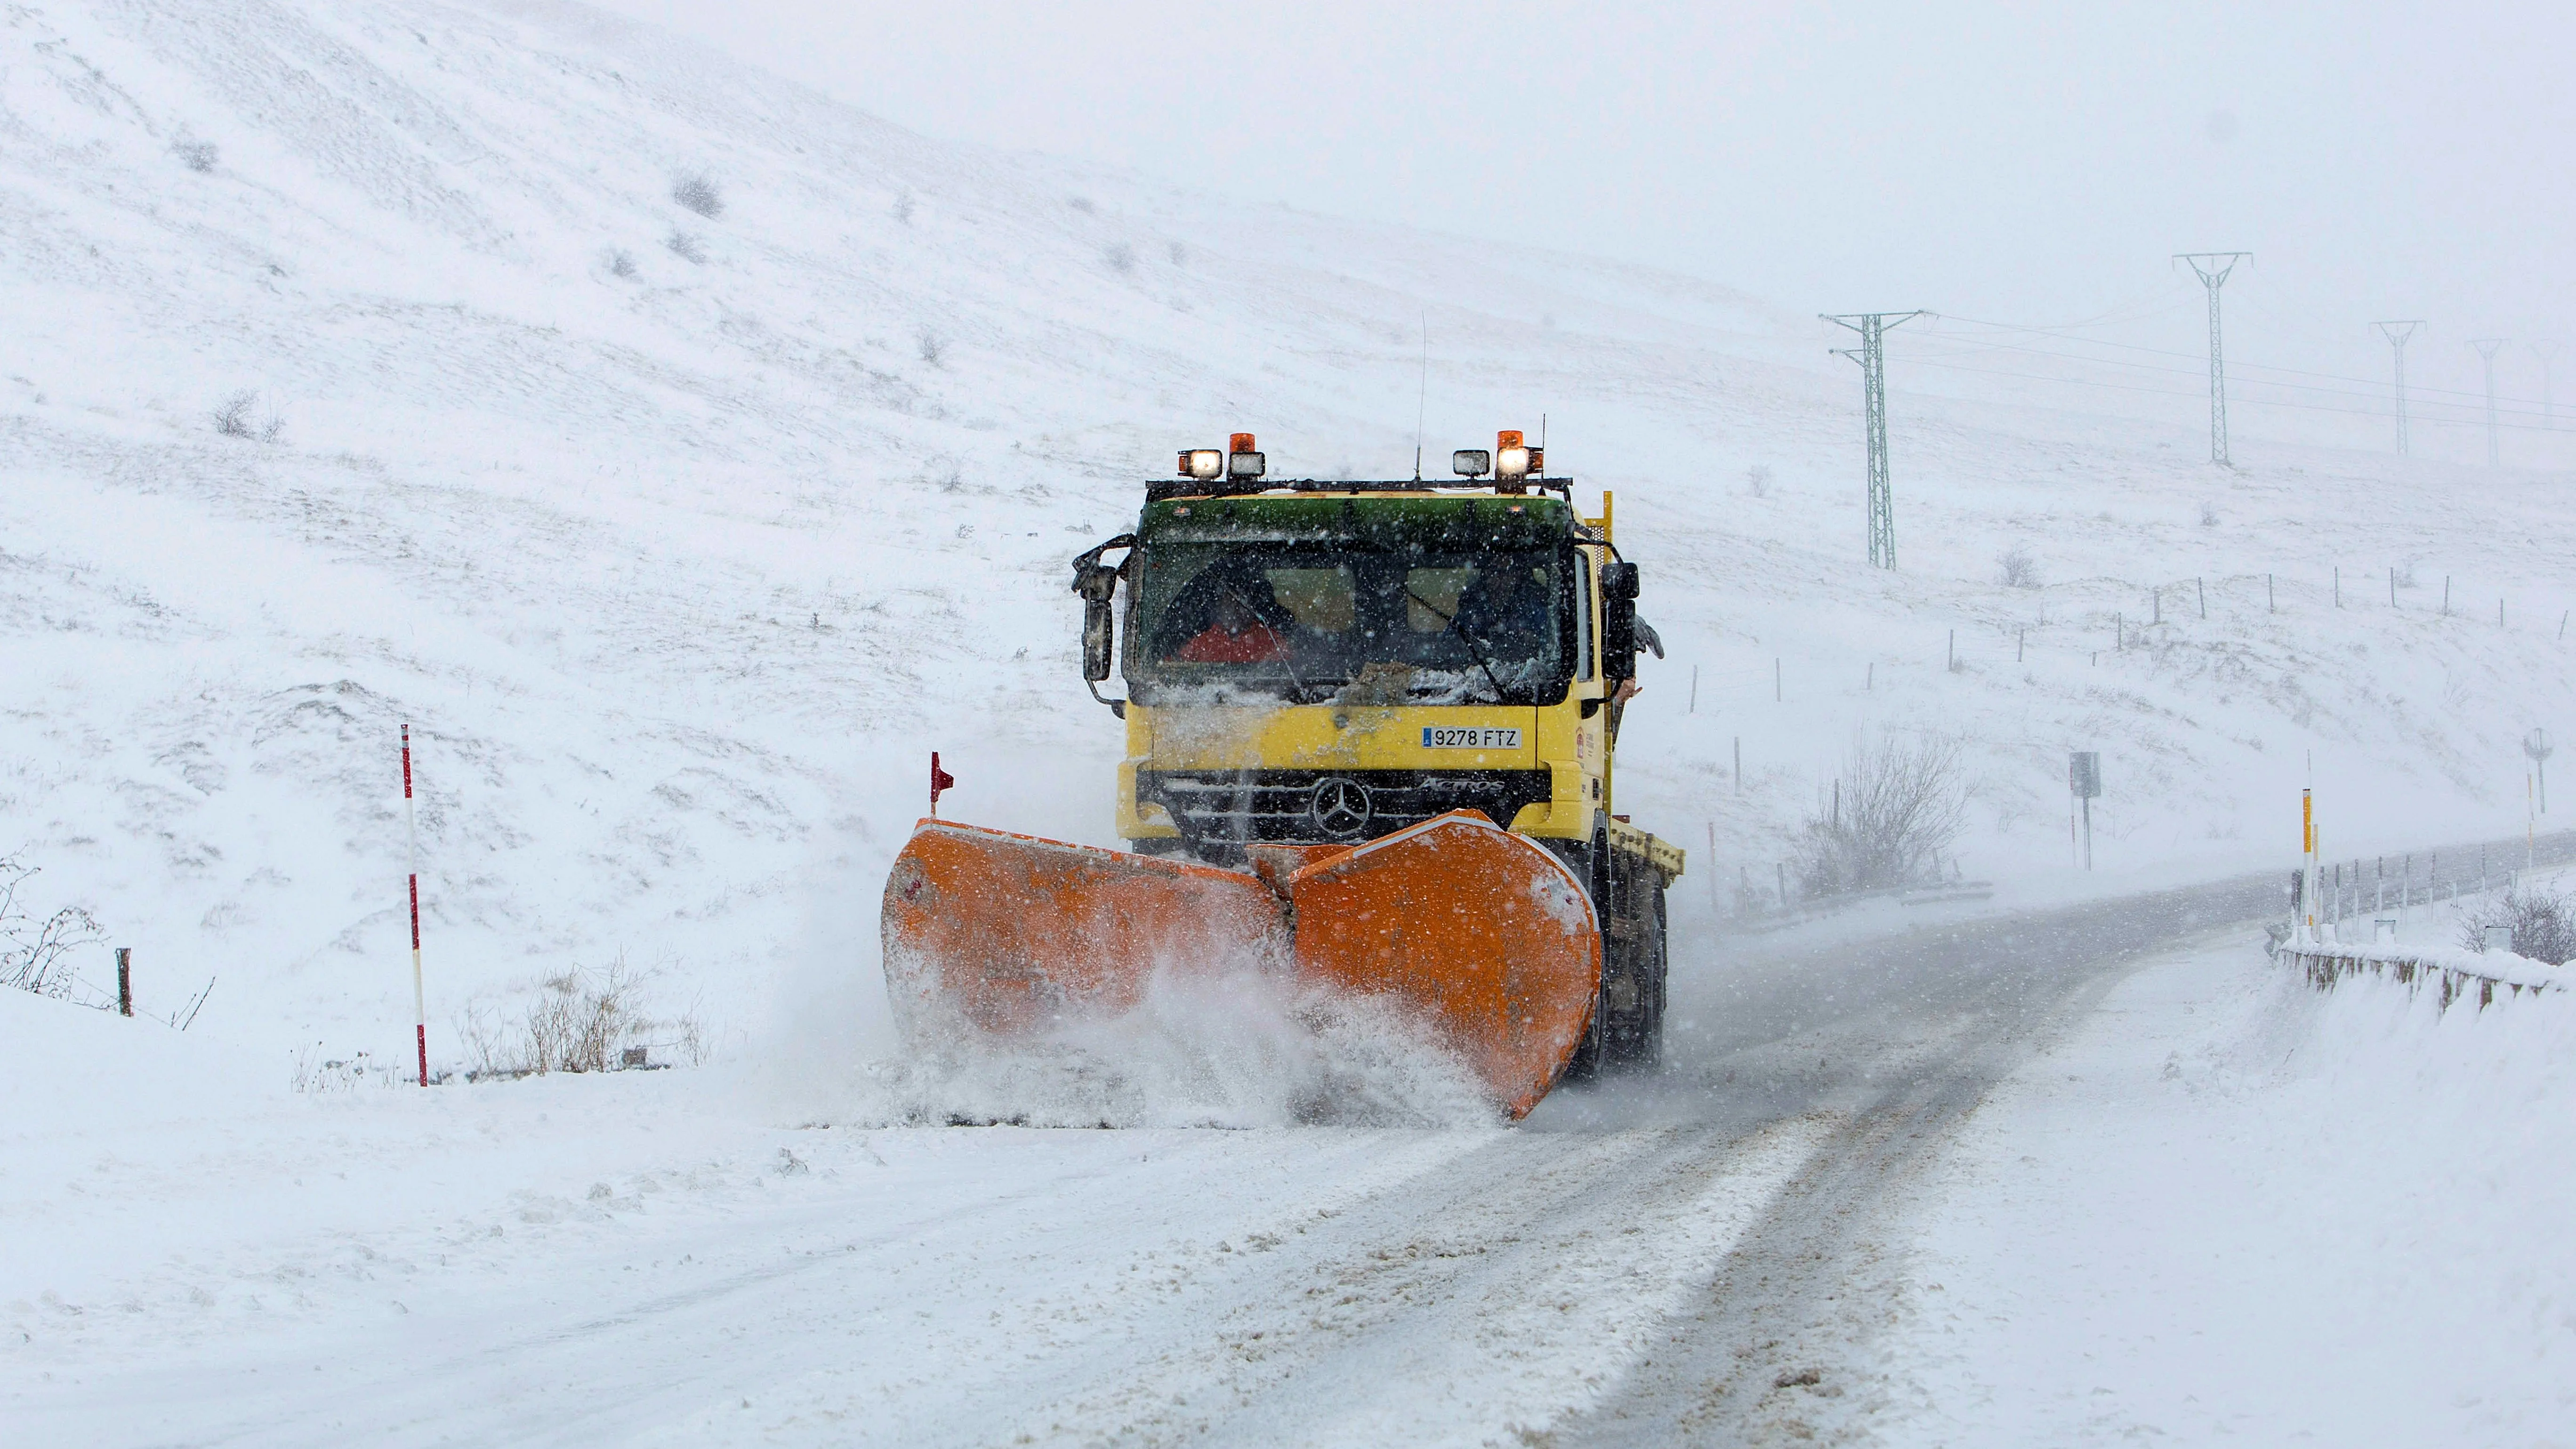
[1140,768,1554,850]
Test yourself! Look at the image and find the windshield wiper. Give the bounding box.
[1402,585,1510,703]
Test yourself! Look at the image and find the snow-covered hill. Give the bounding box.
[4,0,2570,1066]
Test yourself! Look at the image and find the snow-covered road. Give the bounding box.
[11,836,2571,1448]
[9,847,2403,1449]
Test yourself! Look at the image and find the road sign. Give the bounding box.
[2069,752,2101,871]
[2069,752,2101,799]
[2527,729,2553,816]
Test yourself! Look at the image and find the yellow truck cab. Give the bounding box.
[1070,433,1684,1072]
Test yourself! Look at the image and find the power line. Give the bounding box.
[2174,252,2251,466]
[1895,326,2566,426]
[1882,353,2571,433]
[1933,309,2558,410]
[1821,311,1924,570]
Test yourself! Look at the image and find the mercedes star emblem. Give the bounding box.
[1311,777,1373,839]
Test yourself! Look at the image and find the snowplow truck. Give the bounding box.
[882,432,1683,1117]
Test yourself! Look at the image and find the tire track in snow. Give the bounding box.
[628,1118,1830,1448]
[1114,1117,1832,1449]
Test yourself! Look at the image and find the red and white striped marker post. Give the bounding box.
[402,723,428,1087]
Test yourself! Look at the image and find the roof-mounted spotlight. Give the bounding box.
[1451,449,1491,478]
[1179,448,1224,480]
[1227,432,1265,480]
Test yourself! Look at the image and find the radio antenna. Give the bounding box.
[1413,314,1428,481]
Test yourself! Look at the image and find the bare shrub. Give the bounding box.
[917,328,945,367]
[1997,546,2042,589]
[1792,734,1969,897]
[291,1044,376,1093]
[893,190,916,225]
[1744,464,1772,499]
[211,390,282,443]
[671,172,724,219]
[1167,239,1188,266]
[1103,241,1137,274]
[174,140,219,173]
[665,229,707,264]
[2458,886,2576,965]
[0,853,105,1000]
[2199,502,2220,527]
[212,390,258,437]
[2391,561,2418,590]
[459,957,706,1076]
[607,248,637,278]
[1067,195,1096,214]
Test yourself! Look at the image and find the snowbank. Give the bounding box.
[1874,937,2576,1444]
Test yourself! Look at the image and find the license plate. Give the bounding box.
[1421,726,1521,750]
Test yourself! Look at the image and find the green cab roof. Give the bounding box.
[1138,491,1576,550]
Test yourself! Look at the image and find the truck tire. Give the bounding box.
[1622,886,1667,1071]
[1599,870,1665,1074]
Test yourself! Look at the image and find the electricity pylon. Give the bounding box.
[2174,252,2250,466]
[1821,311,1924,570]
[2470,338,2507,467]
[2534,341,2561,427]
[2374,321,2424,455]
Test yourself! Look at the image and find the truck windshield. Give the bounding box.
[1131,541,1567,705]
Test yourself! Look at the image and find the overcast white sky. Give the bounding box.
[589,0,2571,404]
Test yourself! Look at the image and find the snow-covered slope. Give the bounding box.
[4,0,2571,1066]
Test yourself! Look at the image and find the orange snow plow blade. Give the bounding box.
[881,812,1602,1118]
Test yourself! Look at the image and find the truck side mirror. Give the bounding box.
[1600,561,1641,684]
[1069,534,1136,691]
[1080,585,1115,682]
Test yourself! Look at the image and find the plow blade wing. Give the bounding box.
[880,811,1602,1118]
[882,821,1284,1036]
[1287,813,1601,1119]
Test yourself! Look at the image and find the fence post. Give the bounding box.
[116,947,131,1017]
[2267,573,2274,613]
[1733,736,1741,794]
[2198,577,2206,618]
[1774,658,1781,702]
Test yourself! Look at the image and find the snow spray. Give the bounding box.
[402,723,427,1086]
